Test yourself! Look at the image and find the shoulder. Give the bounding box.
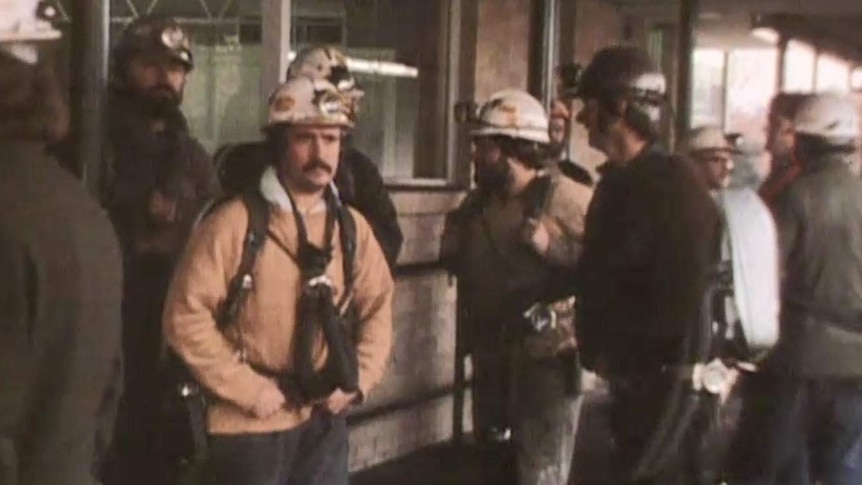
[548,174,592,212]
[191,197,251,248]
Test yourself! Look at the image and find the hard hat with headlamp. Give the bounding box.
[265,76,354,130]
[0,0,61,64]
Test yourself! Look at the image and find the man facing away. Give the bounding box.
[0,2,123,484]
[163,76,394,485]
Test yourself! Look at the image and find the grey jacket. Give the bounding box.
[772,154,862,376]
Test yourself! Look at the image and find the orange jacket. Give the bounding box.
[163,187,393,434]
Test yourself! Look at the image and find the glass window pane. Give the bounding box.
[691,49,726,128]
[726,48,777,141]
[292,0,449,181]
[816,54,850,93]
[784,40,815,92]
[182,23,265,153]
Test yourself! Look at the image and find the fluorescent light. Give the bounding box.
[345,58,418,78]
[287,50,419,78]
[751,27,779,45]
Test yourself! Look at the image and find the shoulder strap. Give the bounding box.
[521,173,555,220]
[336,196,358,312]
[216,190,271,330]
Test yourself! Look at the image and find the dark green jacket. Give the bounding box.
[772,154,862,376]
[0,140,122,485]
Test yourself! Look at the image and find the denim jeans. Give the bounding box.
[202,409,348,485]
[732,374,862,485]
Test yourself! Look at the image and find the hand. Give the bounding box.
[149,190,178,224]
[252,385,286,419]
[523,218,550,254]
[323,389,358,415]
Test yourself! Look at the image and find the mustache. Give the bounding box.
[302,160,333,174]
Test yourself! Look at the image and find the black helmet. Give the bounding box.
[112,15,193,76]
[575,46,667,123]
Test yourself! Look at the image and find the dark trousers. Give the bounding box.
[732,374,862,485]
[608,377,720,485]
[103,255,174,485]
[471,345,514,441]
[203,410,349,485]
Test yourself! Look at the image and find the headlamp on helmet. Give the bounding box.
[114,16,194,73]
[266,77,354,129]
[0,0,61,63]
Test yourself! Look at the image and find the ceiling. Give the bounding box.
[608,0,862,15]
[597,0,862,62]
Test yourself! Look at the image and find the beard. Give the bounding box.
[474,161,510,195]
[120,83,184,121]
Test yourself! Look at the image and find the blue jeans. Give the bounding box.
[202,410,348,485]
[732,374,862,485]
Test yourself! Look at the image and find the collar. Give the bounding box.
[258,165,330,215]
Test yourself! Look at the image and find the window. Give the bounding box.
[45,0,265,154]
[691,49,726,128]
[815,54,850,93]
[783,40,815,92]
[291,0,452,181]
[726,49,777,140]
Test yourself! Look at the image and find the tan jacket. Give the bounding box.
[163,169,394,434]
[442,173,592,358]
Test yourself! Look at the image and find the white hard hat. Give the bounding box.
[472,89,550,144]
[794,93,859,141]
[0,0,60,43]
[684,125,739,155]
[265,76,354,129]
[286,45,364,99]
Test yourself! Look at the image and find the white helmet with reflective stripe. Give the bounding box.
[794,93,859,142]
[472,89,550,144]
[265,76,354,129]
[0,0,60,43]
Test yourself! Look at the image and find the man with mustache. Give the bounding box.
[163,76,393,485]
[100,15,219,485]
